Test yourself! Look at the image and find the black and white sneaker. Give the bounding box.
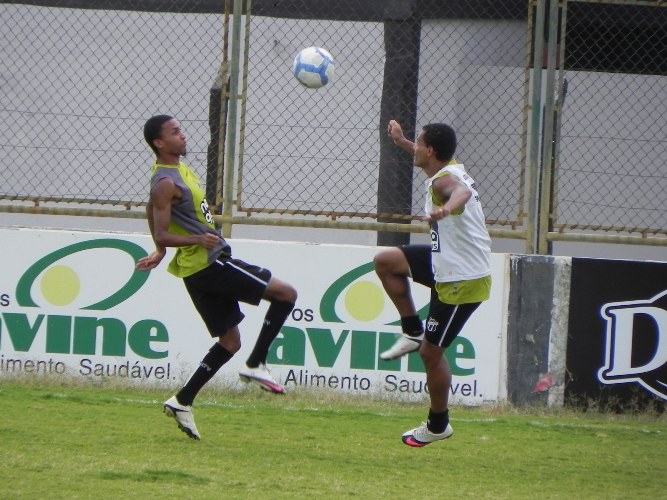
[239,363,286,394]
[163,396,201,440]
[402,422,453,447]
[380,333,423,360]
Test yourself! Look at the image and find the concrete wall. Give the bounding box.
[506,255,571,406]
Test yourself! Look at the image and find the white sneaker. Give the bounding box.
[163,396,201,440]
[239,363,286,394]
[379,333,423,360]
[402,422,453,447]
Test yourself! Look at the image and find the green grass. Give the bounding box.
[0,378,665,499]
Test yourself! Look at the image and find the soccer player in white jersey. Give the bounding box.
[375,120,492,447]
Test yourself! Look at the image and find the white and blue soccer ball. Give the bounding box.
[292,47,335,89]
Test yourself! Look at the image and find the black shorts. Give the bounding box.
[183,255,272,337]
[399,244,435,287]
[425,301,481,348]
[400,245,481,348]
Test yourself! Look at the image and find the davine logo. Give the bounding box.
[2,239,169,359]
[269,261,476,376]
[598,290,667,401]
[16,239,149,310]
[273,261,478,392]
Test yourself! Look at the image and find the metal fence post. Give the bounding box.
[527,0,547,255]
[537,0,560,255]
[221,0,244,238]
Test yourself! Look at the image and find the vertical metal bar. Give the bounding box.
[215,0,231,210]
[526,0,546,254]
[537,0,559,254]
[236,0,252,212]
[518,0,536,232]
[222,0,244,238]
[547,1,569,247]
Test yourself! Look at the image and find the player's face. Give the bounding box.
[158,119,187,156]
[413,130,430,168]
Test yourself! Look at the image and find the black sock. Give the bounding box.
[427,409,449,434]
[401,315,424,337]
[177,343,233,406]
[245,300,295,368]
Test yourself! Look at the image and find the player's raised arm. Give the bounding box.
[387,120,416,155]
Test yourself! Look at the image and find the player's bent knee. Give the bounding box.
[419,342,445,367]
[374,248,407,276]
[283,283,298,303]
[373,250,393,273]
[218,328,241,353]
[265,278,298,303]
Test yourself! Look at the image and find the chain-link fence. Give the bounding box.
[0,1,224,212]
[236,0,531,245]
[1,0,665,252]
[554,0,666,240]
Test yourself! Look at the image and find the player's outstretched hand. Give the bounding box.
[198,233,222,249]
[424,206,452,222]
[135,249,166,271]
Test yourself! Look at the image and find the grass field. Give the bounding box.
[1,378,665,499]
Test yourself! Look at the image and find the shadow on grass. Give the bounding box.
[96,469,211,485]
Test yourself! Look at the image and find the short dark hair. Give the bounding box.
[422,123,457,163]
[143,115,174,155]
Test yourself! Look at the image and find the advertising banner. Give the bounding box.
[566,257,667,409]
[0,228,508,404]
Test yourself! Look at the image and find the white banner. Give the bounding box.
[0,228,508,404]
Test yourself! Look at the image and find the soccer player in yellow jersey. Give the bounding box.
[375,120,492,447]
[136,115,298,440]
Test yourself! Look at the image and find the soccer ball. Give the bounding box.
[292,47,335,89]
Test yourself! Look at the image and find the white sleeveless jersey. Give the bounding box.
[426,163,491,283]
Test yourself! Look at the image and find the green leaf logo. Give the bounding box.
[319,262,428,325]
[16,239,149,310]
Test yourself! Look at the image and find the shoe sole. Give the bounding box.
[239,374,286,394]
[379,344,421,361]
[402,428,453,447]
[163,405,200,440]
